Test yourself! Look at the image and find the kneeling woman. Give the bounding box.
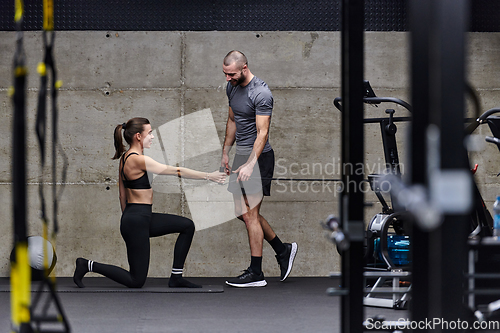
[73,117,225,288]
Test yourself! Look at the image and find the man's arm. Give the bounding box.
[221,106,237,174]
[234,114,271,181]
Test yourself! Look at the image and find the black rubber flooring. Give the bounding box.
[0,276,409,333]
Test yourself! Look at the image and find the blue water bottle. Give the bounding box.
[493,196,500,237]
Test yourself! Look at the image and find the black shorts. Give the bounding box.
[228,149,274,196]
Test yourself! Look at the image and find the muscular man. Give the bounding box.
[221,50,298,287]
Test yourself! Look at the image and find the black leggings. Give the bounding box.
[92,203,195,288]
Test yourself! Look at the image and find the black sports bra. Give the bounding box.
[121,152,151,189]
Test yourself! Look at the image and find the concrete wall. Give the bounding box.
[0,31,499,278]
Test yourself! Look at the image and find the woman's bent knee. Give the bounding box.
[183,218,195,234]
[129,277,146,288]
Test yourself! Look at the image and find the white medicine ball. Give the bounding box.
[10,236,58,280]
[27,236,56,271]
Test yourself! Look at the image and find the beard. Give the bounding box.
[230,70,246,86]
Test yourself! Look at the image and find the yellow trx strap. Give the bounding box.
[31,1,71,331]
[14,0,23,23]
[10,243,30,332]
[37,0,60,279]
[43,0,54,31]
[11,0,32,332]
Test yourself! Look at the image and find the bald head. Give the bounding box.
[223,50,248,70]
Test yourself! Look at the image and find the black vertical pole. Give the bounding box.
[437,0,470,328]
[340,1,364,333]
[409,0,432,328]
[410,0,470,331]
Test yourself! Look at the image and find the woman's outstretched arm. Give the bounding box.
[143,155,226,183]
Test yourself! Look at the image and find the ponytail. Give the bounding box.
[112,117,150,160]
[112,124,126,159]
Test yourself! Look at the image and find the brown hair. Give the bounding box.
[112,117,150,159]
[223,50,248,69]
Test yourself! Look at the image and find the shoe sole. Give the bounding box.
[225,280,267,288]
[281,242,298,282]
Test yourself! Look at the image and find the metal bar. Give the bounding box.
[333,97,412,112]
[466,289,500,295]
[409,1,434,330]
[32,315,62,322]
[409,0,471,329]
[437,1,470,329]
[363,271,411,277]
[363,297,394,308]
[392,275,400,304]
[340,1,365,332]
[469,249,476,308]
[363,97,412,111]
[363,288,412,294]
[469,237,500,246]
[363,117,412,124]
[365,277,384,298]
[466,273,500,279]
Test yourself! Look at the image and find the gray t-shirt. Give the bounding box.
[226,76,273,155]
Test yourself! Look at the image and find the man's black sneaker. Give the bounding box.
[276,242,298,281]
[225,268,267,287]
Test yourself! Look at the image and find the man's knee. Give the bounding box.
[240,212,260,226]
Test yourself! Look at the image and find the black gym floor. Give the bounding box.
[0,276,409,333]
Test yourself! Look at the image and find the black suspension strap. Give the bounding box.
[225,176,342,184]
[31,0,70,332]
[35,26,48,252]
[218,166,343,184]
[36,0,68,240]
[10,1,33,332]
